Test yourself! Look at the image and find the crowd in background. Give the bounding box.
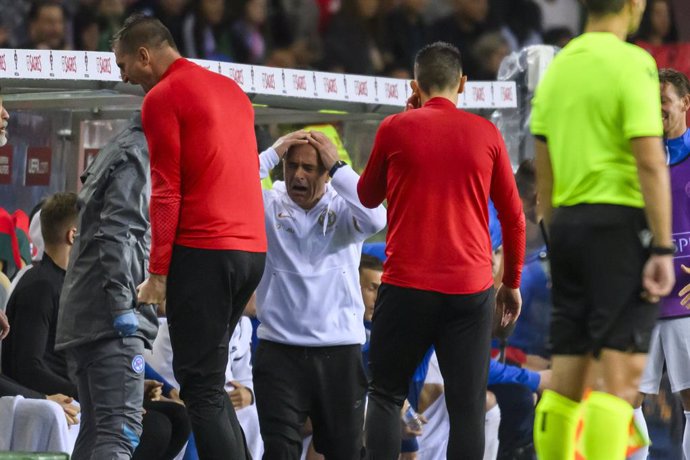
[0,0,683,81]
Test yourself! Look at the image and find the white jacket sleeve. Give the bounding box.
[259,148,280,180]
[330,166,387,236]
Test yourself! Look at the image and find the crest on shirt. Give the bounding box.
[318,210,336,228]
[131,355,145,374]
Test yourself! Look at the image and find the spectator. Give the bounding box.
[181,0,234,61]
[253,130,386,458]
[380,0,432,78]
[96,0,127,51]
[2,192,79,398]
[0,0,31,48]
[21,1,68,50]
[500,0,543,52]
[73,8,101,51]
[322,0,385,75]
[431,0,492,79]
[543,26,574,48]
[230,0,269,64]
[127,0,189,50]
[274,0,323,67]
[635,0,677,46]
[472,32,510,80]
[532,0,582,37]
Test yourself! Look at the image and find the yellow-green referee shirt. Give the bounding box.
[531,32,663,208]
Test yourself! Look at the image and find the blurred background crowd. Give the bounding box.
[0,0,687,81]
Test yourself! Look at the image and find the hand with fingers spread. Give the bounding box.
[307,131,339,171]
[272,130,310,159]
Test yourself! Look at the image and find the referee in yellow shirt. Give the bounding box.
[531,0,675,458]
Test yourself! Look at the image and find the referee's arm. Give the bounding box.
[632,136,673,248]
[534,137,553,228]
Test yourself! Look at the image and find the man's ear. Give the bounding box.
[67,226,77,245]
[138,46,150,66]
[410,80,421,97]
[682,93,690,114]
[458,75,467,94]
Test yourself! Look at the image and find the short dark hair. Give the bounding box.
[515,159,536,198]
[582,0,625,15]
[359,254,383,272]
[414,42,463,94]
[40,192,78,246]
[111,14,177,54]
[659,68,690,98]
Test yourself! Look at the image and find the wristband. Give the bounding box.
[328,160,347,178]
[649,245,675,255]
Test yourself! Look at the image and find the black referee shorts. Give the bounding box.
[548,204,659,357]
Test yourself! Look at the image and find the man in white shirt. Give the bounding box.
[253,130,387,459]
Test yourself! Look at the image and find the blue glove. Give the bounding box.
[113,311,139,337]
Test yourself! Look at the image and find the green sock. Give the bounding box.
[534,390,580,460]
[581,391,634,460]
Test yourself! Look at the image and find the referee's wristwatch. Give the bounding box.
[328,160,347,178]
[649,244,675,255]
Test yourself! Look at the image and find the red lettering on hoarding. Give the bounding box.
[324,78,338,94]
[0,55,6,71]
[26,55,42,73]
[61,56,77,73]
[292,75,307,91]
[231,69,244,85]
[472,87,486,102]
[502,87,513,102]
[262,73,276,90]
[355,81,368,96]
[96,57,111,74]
[385,83,398,100]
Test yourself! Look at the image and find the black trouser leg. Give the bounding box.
[435,287,494,460]
[167,246,265,460]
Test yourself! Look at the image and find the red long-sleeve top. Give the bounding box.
[142,59,267,275]
[357,97,525,294]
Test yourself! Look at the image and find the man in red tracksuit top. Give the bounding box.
[113,14,266,460]
[357,42,526,459]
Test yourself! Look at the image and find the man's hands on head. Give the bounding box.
[272,130,309,159]
[307,131,339,171]
[137,274,167,306]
